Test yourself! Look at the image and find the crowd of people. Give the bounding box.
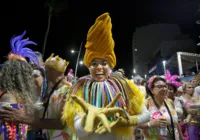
[0,12,199,140]
[133,72,200,140]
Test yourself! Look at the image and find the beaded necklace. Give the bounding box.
[71,74,131,119]
[1,104,28,140]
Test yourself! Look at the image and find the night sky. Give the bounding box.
[1,0,199,78]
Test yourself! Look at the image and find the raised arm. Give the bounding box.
[0,94,66,130]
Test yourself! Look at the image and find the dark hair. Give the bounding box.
[167,83,177,93]
[141,79,147,86]
[32,65,45,78]
[146,77,166,97]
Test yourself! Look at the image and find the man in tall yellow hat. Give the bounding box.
[62,13,150,140]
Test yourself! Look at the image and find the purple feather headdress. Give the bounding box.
[166,70,181,87]
[8,31,39,66]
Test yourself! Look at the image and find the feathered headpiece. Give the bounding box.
[66,69,74,84]
[166,70,181,87]
[8,31,39,66]
[148,75,158,88]
[67,69,73,75]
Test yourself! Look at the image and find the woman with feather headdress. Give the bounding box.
[165,70,182,101]
[165,70,188,139]
[0,31,40,140]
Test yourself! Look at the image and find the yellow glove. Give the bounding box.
[95,115,138,134]
[71,93,124,133]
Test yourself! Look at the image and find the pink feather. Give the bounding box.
[166,69,181,87]
[169,75,179,82]
[171,81,182,87]
[68,69,73,75]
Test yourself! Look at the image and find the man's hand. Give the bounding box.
[183,117,191,124]
[0,106,25,123]
[150,116,168,128]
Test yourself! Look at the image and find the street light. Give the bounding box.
[71,49,79,54]
[133,69,136,74]
[162,60,166,76]
[79,60,83,65]
[71,50,75,53]
[70,42,83,81]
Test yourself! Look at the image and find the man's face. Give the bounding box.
[190,79,197,87]
[45,67,54,82]
[32,69,44,96]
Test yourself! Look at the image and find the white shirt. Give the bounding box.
[74,115,131,140]
[194,86,200,98]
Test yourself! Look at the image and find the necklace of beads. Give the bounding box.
[3,121,27,140]
[1,104,28,140]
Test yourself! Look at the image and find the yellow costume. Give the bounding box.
[62,13,149,139]
[83,13,116,69]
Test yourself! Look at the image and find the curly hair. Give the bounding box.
[0,60,38,117]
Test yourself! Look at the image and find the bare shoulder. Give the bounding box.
[0,92,17,103]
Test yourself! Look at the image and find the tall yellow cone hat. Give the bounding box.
[83,12,116,68]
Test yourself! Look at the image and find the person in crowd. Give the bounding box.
[26,65,47,140]
[180,83,200,139]
[0,52,71,139]
[62,13,150,140]
[139,76,182,140]
[0,31,40,140]
[165,70,186,139]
